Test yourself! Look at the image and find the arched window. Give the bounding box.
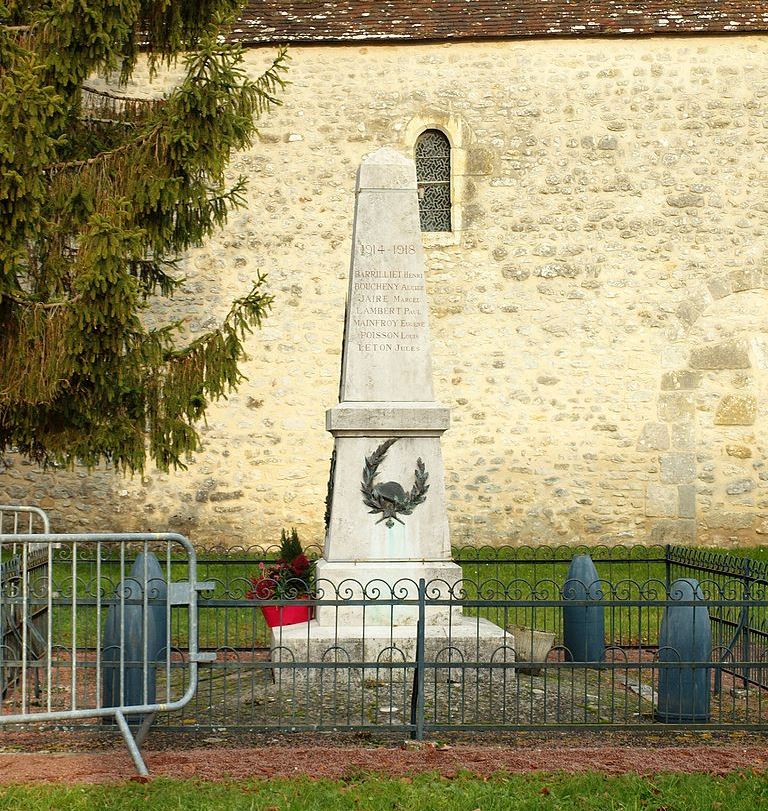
[415,129,451,232]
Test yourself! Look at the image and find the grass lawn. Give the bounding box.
[0,772,766,810]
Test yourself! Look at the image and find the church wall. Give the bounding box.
[4,35,768,549]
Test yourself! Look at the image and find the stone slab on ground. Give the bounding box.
[272,616,513,678]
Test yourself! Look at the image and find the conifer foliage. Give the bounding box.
[0,0,287,473]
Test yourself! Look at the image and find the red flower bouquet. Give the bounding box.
[247,529,315,627]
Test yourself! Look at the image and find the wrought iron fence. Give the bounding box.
[3,540,768,739]
[170,570,766,735]
[668,545,768,692]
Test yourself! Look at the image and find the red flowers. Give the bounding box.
[289,553,310,577]
[246,554,314,600]
[247,529,315,600]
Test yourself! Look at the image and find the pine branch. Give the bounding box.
[81,85,160,103]
[1,292,81,309]
[250,46,290,116]
[46,126,161,172]
[79,116,138,128]
[166,273,273,367]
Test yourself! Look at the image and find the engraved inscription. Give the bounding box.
[351,242,424,353]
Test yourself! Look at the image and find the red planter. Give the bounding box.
[261,603,313,628]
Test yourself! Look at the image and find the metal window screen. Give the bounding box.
[415,130,451,232]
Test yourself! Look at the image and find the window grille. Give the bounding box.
[415,130,451,232]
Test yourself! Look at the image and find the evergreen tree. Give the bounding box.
[0,1,287,472]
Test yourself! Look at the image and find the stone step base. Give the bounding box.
[271,616,513,679]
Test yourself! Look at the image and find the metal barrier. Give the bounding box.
[0,505,50,554]
[0,532,214,776]
[0,505,50,535]
[0,507,51,705]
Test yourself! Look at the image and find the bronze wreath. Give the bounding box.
[361,438,429,527]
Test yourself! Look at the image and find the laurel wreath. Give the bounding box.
[360,438,429,525]
[323,449,337,532]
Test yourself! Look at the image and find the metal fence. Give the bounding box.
[668,545,768,692]
[165,543,768,734]
[0,532,214,775]
[3,540,768,743]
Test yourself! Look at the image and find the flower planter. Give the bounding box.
[261,603,313,628]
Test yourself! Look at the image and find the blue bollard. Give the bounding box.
[562,554,605,663]
[102,552,168,723]
[655,578,712,723]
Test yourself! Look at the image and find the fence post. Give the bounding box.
[664,544,671,593]
[409,578,426,740]
[742,557,752,687]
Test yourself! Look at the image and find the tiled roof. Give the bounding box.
[229,2,768,45]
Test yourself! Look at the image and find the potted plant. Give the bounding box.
[247,529,315,628]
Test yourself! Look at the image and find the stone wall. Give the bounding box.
[3,35,768,548]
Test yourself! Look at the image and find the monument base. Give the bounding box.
[314,559,464,625]
[270,616,514,683]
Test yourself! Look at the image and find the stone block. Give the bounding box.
[689,340,750,370]
[650,519,697,544]
[272,618,514,682]
[670,421,695,451]
[666,192,704,208]
[675,301,702,328]
[725,444,752,459]
[726,478,755,496]
[645,484,678,517]
[702,512,754,530]
[534,262,578,279]
[714,394,757,426]
[466,146,496,175]
[661,371,702,391]
[707,275,732,300]
[690,290,714,314]
[678,485,696,519]
[658,393,695,422]
[659,453,696,484]
[502,266,530,281]
[729,268,763,292]
[637,423,670,452]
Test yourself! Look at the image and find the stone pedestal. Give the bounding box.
[273,616,513,683]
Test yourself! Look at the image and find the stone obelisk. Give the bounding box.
[277,148,508,656]
[318,147,461,611]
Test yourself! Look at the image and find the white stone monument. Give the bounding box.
[276,148,509,661]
